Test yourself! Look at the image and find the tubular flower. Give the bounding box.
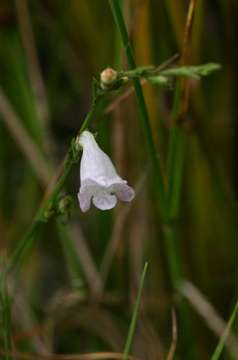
[78,130,135,212]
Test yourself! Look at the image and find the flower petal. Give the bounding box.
[92,192,117,210]
[78,190,92,212]
[79,131,122,186]
[78,131,135,212]
[113,183,135,202]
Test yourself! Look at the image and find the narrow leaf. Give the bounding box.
[123,262,148,360]
[211,300,238,360]
[147,75,170,86]
[161,63,221,78]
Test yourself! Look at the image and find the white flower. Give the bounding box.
[78,130,135,212]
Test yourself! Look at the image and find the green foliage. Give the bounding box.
[0,0,236,359]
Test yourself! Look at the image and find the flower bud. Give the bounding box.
[100,67,118,89]
[58,195,73,215]
[74,136,83,152]
[70,136,83,163]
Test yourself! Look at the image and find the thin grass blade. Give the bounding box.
[123,262,148,360]
[211,300,238,360]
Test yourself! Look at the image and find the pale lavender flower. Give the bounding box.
[77,130,135,212]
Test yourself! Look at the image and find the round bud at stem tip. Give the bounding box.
[100,67,118,88]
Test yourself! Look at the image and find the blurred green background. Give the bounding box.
[0,0,238,359]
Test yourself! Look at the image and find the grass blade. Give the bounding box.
[123,262,148,360]
[211,300,238,360]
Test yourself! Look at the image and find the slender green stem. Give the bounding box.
[8,221,41,273]
[167,126,185,220]
[108,0,166,216]
[123,262,148,360]
[163,224,181,288]
[80,97,101,134]
[8,153,74,273]
[8,96,100,272]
